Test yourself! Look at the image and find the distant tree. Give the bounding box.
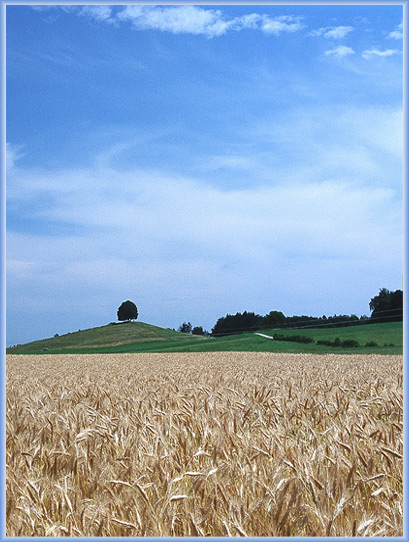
[117,300,138,322]
[369,288,403,322]
[192,326,205,336]
[179,322,192,334]
[264,310,286,327]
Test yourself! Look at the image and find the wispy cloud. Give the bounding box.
[116,6,304,37]
[324,45,355,58]
[6,142,25,170]
[244,105,402,191]
[116,5,231,37]
[79,6,114,24]
[362,48,400,59]
[310,25,354,39]
[258,15,304,35]
[7,153,401,335]
[31,5,76,13]
[7,105,402,262]
[35,5,305,38]
[387,22,403,40]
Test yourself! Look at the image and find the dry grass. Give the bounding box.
[6,352,403,537]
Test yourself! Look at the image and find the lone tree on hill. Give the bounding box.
[117,300,138,322]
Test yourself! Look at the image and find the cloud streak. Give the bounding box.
[116,5,231,37]
[6,142,25,170]
[387,22,403,40]
[7,160,402,335]
[310,25,354,39]
[79,6,114,23]
[115,6,304,37]
[325,45,355,58]
[362,48,400,59]
[34,5,306,38]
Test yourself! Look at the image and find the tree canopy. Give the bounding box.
[192,326,205,336]
[212,311,264,336]
[369,288,403,322]
[178,322,192,334]
[117,300,138,322]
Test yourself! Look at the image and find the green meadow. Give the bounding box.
[7,320,403,355]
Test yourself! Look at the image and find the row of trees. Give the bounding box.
[210,288,403,337]
[117,287,402,337]
[178,322,209,336]
[210,311,371,336]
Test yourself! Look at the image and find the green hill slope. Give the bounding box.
[7,321,208,354]
[6,321,402,355]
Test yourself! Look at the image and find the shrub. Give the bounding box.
[341,339,360,348]
[317,339,333,347]
[317,338,360,348]
[274,334,314,344]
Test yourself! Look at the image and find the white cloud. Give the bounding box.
[117,5,231,37]
[259,15,304,35]
[7,127,402,271]
[362,48,400,59]
[30,5,304,38]
[6,142,25,170]
[79,6,114,23]
[325,45,355,58]
[387,22,403,40]
[115,6,303,38]
[244,105,403,188]
[7,171,398,257]
[205,154,257,172]
[310,25,354,39]
[234,13,260,30]
[31,5,77,13]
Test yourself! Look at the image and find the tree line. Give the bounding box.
[209,288,402,337]
[116,288,402,338]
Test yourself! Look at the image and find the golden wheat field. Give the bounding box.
[6,352,403,537]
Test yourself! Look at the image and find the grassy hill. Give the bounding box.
[6,321,209,354]
[6,321,403,355]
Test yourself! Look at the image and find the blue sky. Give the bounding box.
[5,3,404,345]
